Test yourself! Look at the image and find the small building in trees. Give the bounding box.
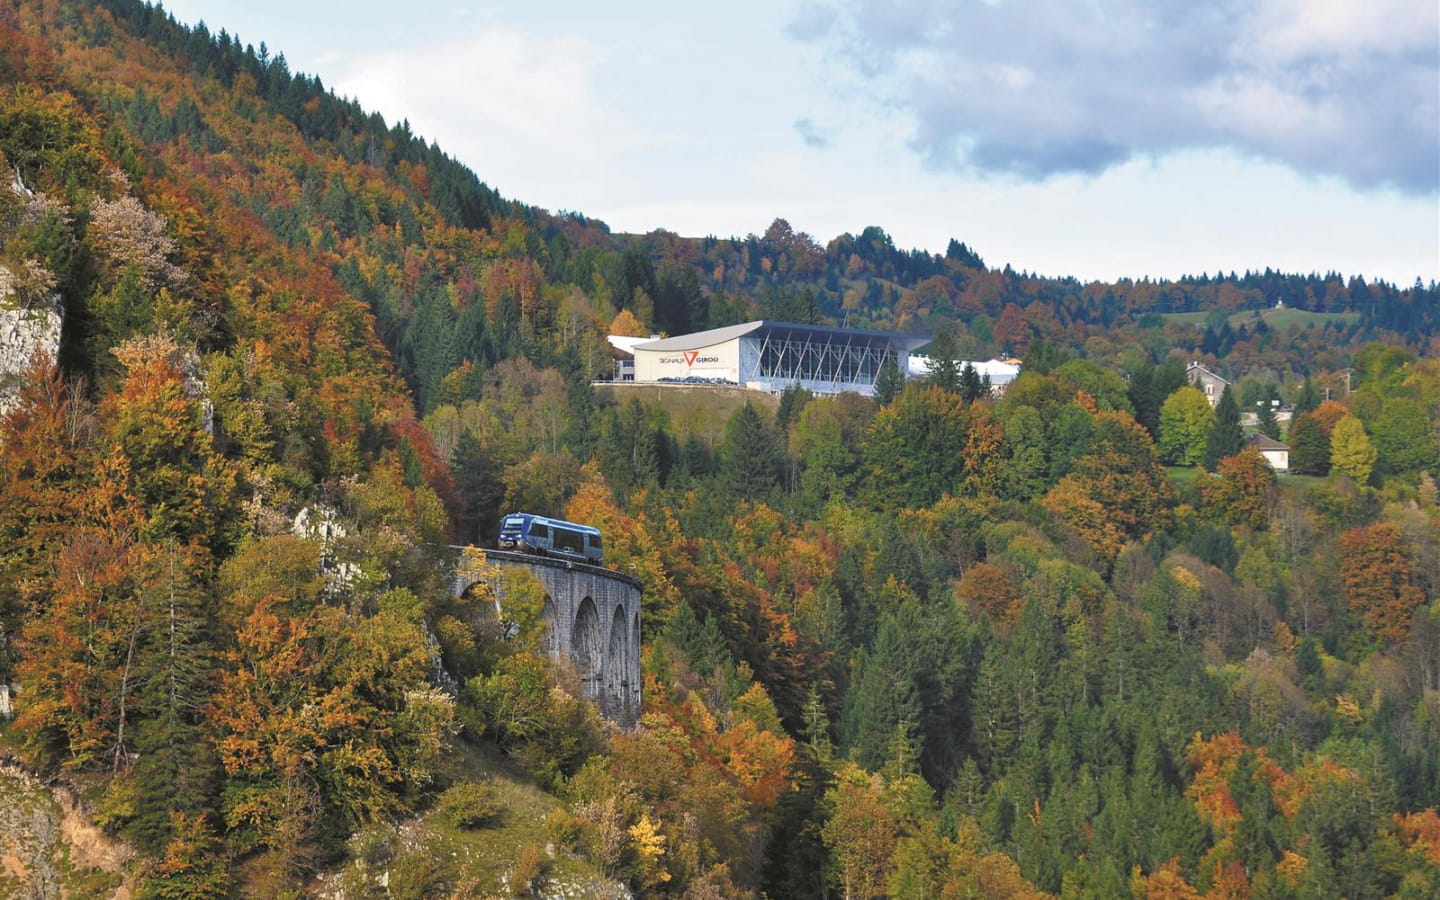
[1245,432,1290,471]
[1186,362,1230,407]
[629,320,928,396]
[605,334,654,381]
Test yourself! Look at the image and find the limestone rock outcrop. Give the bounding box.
[0,265,63,419]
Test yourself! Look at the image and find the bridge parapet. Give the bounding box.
[450,547,641,728]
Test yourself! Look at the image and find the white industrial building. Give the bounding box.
[908,355,1022,393]
[626,320,929,396]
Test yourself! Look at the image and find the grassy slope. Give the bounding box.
[1162,309,1361,328]
[321,735,619,897]
[598,382,781,443]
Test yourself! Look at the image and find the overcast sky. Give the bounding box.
[161,0,1438,286]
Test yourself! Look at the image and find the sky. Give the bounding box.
[160,0,1439,286]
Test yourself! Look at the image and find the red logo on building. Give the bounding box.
[683,350,699,366]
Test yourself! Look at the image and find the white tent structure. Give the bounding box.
[908,355,1021,392]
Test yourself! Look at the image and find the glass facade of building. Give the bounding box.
[741,324,900,391]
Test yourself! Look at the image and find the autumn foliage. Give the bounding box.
[0,1,1436,898]
[1340,521,1425,643]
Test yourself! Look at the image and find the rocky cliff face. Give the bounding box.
[0,265,63,419]
[0,756,135,898]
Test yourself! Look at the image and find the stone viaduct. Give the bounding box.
[452,548,642,728]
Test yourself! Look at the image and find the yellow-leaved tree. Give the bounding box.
[1329,414,1377,482]
[610,307,650,337]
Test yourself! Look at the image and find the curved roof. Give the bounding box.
[607,334,653,357]
[633,320,930,352]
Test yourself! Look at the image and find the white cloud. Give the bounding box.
[332,25,638,208]
[1246,0,1437,59]
[162,0,1438,283]
[796,0,1440,193]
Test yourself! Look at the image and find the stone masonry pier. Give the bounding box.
[452,548,642,728]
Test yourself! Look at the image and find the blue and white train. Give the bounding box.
[497,512,604,565]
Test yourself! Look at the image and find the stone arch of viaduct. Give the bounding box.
[452,549,642,728]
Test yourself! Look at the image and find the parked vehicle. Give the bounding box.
[497,512,604,564]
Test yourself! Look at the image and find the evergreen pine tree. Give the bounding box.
[873,355,905,406]
[1257,399,1281,439]
[925,330,963,394]
[1287,414,1331,475]
[960,362,984,403]
[946,757,987,820]
[622,399,660,489]
[970,651,1019,777]
[129,547,220,854]
[1127,362,1160,438]
[1021,336,1066,375]
[841,630,921,771]
[451,431,505,544]
[1155,358,1188,389]
[1203,386,1243,469]
[1293,377,1321,418]
[776,384,813,431]
[1229,751,1282,873]
[678,432,713,480]
[660,600,732,679]
[720,401,779,501]
[763,687,835,900]
[408,295,457,414]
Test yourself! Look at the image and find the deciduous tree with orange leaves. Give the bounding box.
[0,351,91,642]
[1340,521,1425,643]
[1200,447,1275,529]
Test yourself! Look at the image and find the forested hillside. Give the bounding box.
[1,1,1438,898]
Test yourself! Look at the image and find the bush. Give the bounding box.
[511,841,548,897]
[437,780,501,829]
[544,808,582,852]
[464,653,606,789]
[388,849,453,900]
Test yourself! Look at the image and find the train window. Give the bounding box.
[529,523,549,540]
[554,527,585,554]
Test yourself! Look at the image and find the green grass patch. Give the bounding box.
[1165,465,1203,486]
[1253,308,1359,330]
[333,735,615,898]
[598,382,779,444]
[1159,308,1360,330]
[0,719,27,755]
[1159,311,1209,325]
